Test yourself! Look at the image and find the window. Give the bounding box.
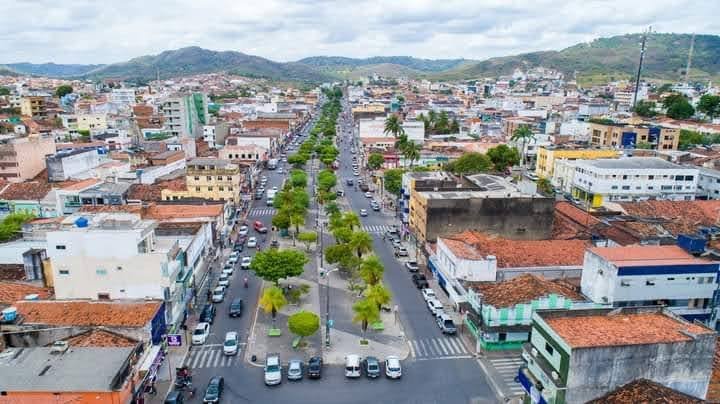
[228,187,233,191]
[611,185,618,190]
[208,187,213,191]
[55,245,66,250]
[59,269,70,275]
[96,268,107,276]
[544,342,554,355]
[206,176,212,181]
[646,279,656,286]
[648,175,654,180]
[685,176,694,181]
[97,293,110,300]
[227,176,232,181]
[194,176,200,181]
[622,185,630,190]
[622,175,628,180]
[675,175,684,181]
[620,280,631,287]
[498,333,507,342]
[195,187,201,192]
[217,176,223,180]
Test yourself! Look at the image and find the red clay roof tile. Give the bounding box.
[472,274,585,307]
[0,282,52,305]
[587,379,703,403]
[14,300,162,327]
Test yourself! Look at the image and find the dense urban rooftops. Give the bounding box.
[471,274,584,307]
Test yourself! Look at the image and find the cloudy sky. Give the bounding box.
[3,0,718,64]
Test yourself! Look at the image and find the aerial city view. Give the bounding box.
[1,1,720,403]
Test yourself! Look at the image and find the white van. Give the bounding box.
[344,354,361,378]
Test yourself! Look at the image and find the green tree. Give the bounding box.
[536,177,554,196]
[435,111,450,134]
[365,283,392,311]
[287,153,308,168]
[272,210,291,231]
[342,212,361,231]
[359,255,384,286]
[350,231,374,259]
[0,87,10,96]
[697,94,720,119]
[486,145,520,172]
[250,248,309,286]
[450,118,460,133]
[325,243,360,272]
[383,168,405,194]
[663,93,695,120]
[55,85,73,98]
[656,83,673,94]
[287,311,320,343]
[636,141,653,150]
[317,169,337,192]
[290,170,308,188]
[260,286,287,330]
[332,226,353,244]
[447,152,491,175]
[511,126,534,165]
[352,298,380,341]
[367,153,385,170]
[383,114,404,138]
[0,212,34,242]
[633,100,657,118]
[324,202,340,217]
[402,141,422,168]
[297,232,317,251]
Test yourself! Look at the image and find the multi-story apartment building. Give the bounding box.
[160,93,208,138]
[20,96,48,119]
[571,158,698,207]
[519,307,716,404]
[110,88,136,106]
[0,134,57,182]
[697,168,720,200]
[161,158,240,203]
[76,113,108,131]
[580,244,719,326]
[589,122,679,150]
[535,146,619,178]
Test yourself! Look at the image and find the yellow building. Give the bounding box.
[76,113,108,131]
[535,147,620,178]
[351,103,386,119]
[20,96,47,119]
[162,158,241,203]
[589,122,680,150]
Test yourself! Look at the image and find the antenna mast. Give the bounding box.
[632,27,651,109]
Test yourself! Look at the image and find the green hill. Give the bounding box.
[438,33,720,85]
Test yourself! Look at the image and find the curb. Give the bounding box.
[244,280,267,368]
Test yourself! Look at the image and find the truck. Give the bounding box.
[267,159,278,170]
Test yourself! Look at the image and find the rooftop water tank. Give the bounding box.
[24,294,39,300]
[1,307,17,322]
[75,217,89,228]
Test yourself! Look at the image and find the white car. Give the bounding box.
[228,252,239,264]
[218,274,230,287]
[223,331,239,355]
[247,237,257,248]
[222,266,234,276]
[272,186,278,191]
[238,225,249,236]
[264,354,282,386]
[191,322,210,345]
[353,171,360,176]
[364,192,372,198]
[212,286,226,303]
[421,288,436,302]
[240,256,252,269]
[385,356,402,379]
[359,209,368,217]
[427,298,443,315]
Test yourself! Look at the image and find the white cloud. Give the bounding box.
[1,0,717,64]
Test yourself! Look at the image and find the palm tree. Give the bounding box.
[352,298,380,342]
[511,125,534,166]
[259,286,287,330]
[365,283,392,311]
[383,114,404,137]
[427,110,437,131]
[359,255,385,286]
[402,141,422,168]
[350,231,374,259]
[324,202,340,217]
[342,212,361,231]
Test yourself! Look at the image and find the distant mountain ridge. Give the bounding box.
[1,33,718,85]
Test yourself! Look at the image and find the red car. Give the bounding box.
[253,221,268,233]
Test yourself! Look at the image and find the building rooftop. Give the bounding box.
[544,311,714,349]
[586,379,703,404]
[0,281,52,306]
[79,181,131,196]
[145,204,223,220]
[707,338,720,402]
[472,274,585,308]
[14,300,162,327]
[441,231,587,268]
[188,157,235,168]
[0,346,135,392]
[576,157,686,170]
[59,329,138,348]
[58,212,153,231]
[588,245,711,267]
[59,178,102,191]
[0,182,51,201]
[618,200,720,237]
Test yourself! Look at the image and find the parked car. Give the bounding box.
[254,221,268,233]
[363,356,381,378]
[217,273,230,287]
[223,331,240,355]
[211,286,225,303]
[359,209,368,217]
[264,354,282,385]
[307,356,323,379]
[287,359,304,381]
[191,322,210,345]
[359,183,370,192]
[228,251,240,264]
[364,191,373,198]
[395,246,409,257]
[247,237,257,248]
[270,239,279,248]
[228,298,243,317]
[222,265,234,276]
[391,239,402,249]
[353,170,360,176]
[345,354,362,378]
[336,189,345,197]
[238,225,249,236]
[203,376,224,403]
[164,391,184,404]
[233,242,244,253]
[199,304,216,324]
[385,356,402,379]
[346,178,354,186]
[412,274,429,289]
[240,256,252,269]
[405,261,419,272]
[427,298,443,316]
[421,288,436,302]
[371,203,381,211]
[437,313,457,334]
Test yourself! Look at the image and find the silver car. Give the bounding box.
[287,359,303,381]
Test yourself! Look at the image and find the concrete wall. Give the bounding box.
[47,150,102,182]
[566,334,716,403]
[4,324,151,347]
[425,196,554,241]
[14,136,57,182]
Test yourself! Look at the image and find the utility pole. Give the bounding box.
[632,27,651,109]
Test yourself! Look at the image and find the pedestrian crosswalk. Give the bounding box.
[182,344,244,369]
[250,208,276,217]
[408,337,472,360]
[361,224,394,234]
[489,357,525,396]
